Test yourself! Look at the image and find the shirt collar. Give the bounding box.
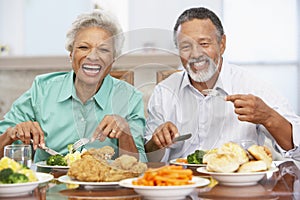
[213,61,232,95]
[57,71,74,102]
[56,71,114,110]
[93,75,113,109]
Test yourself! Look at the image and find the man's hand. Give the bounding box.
[148,121,179,150]
[226,94,273,126]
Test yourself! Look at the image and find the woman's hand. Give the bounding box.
[92,114,131,141]
[10,121,45,150]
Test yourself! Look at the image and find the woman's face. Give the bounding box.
[176,18,226,83]
[70,26,114,89]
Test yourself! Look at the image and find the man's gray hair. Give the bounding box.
[65,9,124,58]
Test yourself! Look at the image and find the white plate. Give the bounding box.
[197,167,279,186]
[169,159,206,167]
[36,161,69,169]
[58,175,120,189]
[0,172,53,197]
[119,176,210,200]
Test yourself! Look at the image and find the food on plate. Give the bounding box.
[218,142,249,165]
[203,142,273,173]
[205,153,240,173]
[46,144,84,166]
[237,160,268,173]
[247,145,272,168]
[132,165,193,186]
[67,146,147,182]
[46,154,67,166]
[175,158,188,164]
[187,150,206,164]
[0,157,37,184]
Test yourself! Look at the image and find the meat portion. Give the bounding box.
[67,147,147,182]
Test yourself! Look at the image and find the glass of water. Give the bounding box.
[4,144,32,168]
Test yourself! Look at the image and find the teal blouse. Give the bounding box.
[0,71,147,162]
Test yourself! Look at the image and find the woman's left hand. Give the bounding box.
[92,114,130,141]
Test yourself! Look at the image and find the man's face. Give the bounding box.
[70,27,114,88]
[176,19,226,82]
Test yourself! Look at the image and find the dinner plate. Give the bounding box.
[58,175,120,189]
[36,161,69,169]
[197,167,279,186]
[119,176,210,200]
[0,172,53,197]
[169,158,206,167]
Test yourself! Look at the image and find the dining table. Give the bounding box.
[5,160,300,200]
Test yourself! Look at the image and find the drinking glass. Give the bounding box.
[4,144,32,168]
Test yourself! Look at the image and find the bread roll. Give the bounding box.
[237,160,268,173]
[218,142,249,165]
[247,145,272,168]
[206,153,240,173]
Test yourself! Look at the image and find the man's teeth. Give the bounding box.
[193,60,206,67]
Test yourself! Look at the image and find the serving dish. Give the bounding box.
[119,176,210,200]
[0,172,53,197]
[197,167,279,186]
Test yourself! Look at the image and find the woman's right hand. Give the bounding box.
[9,121,45,150]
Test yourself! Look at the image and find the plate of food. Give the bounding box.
[119,176,210,200]
[0,172,53,197]
[58,175,120,189]
[36,161,69,170]
[197,166,278,186]
[196,142,280,186]
[170,150,207,167]
[119,165,210,200]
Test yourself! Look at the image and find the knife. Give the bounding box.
[42,147,61,156]
[30,139,61,156]
[172,133,192,143]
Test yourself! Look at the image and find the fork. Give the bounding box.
[202,87,228,100]
[71,135,101,153]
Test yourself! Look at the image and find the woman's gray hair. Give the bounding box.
[65,9,124,58]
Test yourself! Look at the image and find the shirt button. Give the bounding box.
[81,118,85,122]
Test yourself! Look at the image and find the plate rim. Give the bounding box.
[0,172,53,190]
[196,166,279,176]
[119,176,210,189]
[169,158,206,167]
[36,161,69,169]
[58,175,120,186]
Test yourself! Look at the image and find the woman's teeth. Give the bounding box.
[82,65,101,74]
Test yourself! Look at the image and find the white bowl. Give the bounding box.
[197,167,279,186]
[119,176,210,200]
[0,172,53,197]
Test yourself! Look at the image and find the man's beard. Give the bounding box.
[186,56,220,82]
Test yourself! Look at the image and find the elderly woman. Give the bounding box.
[0,9,147,162]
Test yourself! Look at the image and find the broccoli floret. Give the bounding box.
[46,154,67,166]
[187,150,206,164]
[0,168,14,183]
[8,173,29,183]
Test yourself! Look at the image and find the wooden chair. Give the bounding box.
[156,70,182,84]
[110,70,134,85]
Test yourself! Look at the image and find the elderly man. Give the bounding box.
[145,7,300,162]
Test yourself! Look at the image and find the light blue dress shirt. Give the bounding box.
[0,71,147,162]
